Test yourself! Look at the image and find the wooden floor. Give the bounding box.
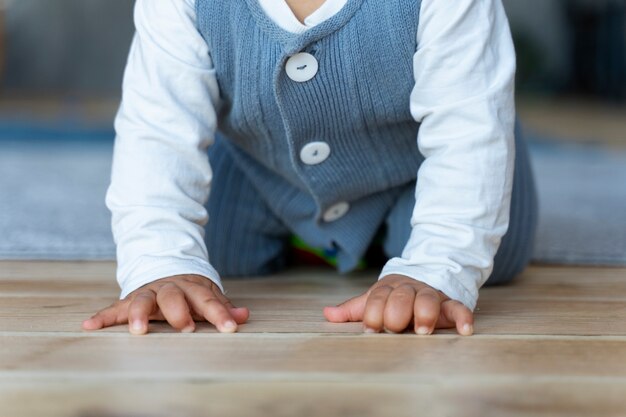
[2,262,626,416]
[3,94,625,148]
[517,97,626,148]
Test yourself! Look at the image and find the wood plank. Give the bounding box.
[1,334,624,380]
[2,263,626,335]
[1,261,626,416]
[0,295,364,334]
[3,262,626,300]
[2,294,626,335]
[0,261,116,281]
[2,380,626,417]
[2,263,625,353]
[2,261,626,286]
[518,98,626,148]
[0,280,119,298]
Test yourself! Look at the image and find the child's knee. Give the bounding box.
[485,236,535,286]
[381,184,416,259]
[485,258,527,286]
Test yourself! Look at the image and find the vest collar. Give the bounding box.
[244,0,365,54]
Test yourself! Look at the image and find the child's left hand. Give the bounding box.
[323,274,474,336]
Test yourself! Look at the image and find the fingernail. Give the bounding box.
[181,324,195,333]
[416,326,430,335]
[221,320,237,332]
[462,323,473,335]
[363,327,377,334]
[131,320,144,333]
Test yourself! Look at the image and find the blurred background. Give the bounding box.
[0,0,624,122]
[0,0,625,266]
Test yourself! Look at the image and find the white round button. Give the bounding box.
[285,52,319,82]
[323,202,350,222]
[300,142,331,165]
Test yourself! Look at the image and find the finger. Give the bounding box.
[413,287,442,335]
[182,283,238,333]
[189,306,247,326]
[383,285,416,333]
[213,292,250,324]
[362,286,393,332]
[441,300,474,336]
[182,281,249,325]
[128,290,158,335]
[228,307,250,324]
[323,293,368,323]
[156,283,196,332]
[82,303,127,330]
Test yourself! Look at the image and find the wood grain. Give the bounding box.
[1,261,626,416]
[3,380,626,417]
[1,334,625,380]
[1,263,626,335]
[2,294,626,336]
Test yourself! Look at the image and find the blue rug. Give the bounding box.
[1,123,625,266]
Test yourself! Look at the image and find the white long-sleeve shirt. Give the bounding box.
[108,0,517,311]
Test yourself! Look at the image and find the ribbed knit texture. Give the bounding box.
[205,136,291,276]
[196,0,423,272]
[196,0,538,281]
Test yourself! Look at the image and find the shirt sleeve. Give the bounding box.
[378,0,517,312]
[107,0,224,299]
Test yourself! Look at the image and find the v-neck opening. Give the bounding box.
[244,0,365,53]
[285,0,338,27]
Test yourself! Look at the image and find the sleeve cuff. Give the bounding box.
[379,259,479,311]
[117,257,223,299]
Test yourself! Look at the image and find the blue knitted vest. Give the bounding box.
[195,0,423,271]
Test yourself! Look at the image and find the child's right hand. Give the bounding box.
[81,274,249,335]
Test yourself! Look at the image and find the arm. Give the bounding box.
[107,0,222,299]
[324,0,516,333]
[83,0,249,334]
[379,0,516,312]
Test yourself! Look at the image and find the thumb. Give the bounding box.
[323,293,368,323]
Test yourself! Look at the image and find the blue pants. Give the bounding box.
[205,127,538,286]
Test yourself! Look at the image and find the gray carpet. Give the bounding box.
[0,138,115,259]
[1,133,625,266]
[530,137,626,265]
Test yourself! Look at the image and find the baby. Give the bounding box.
[82,0,538,336]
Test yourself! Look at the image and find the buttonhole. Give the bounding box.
[297,64,308,70]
